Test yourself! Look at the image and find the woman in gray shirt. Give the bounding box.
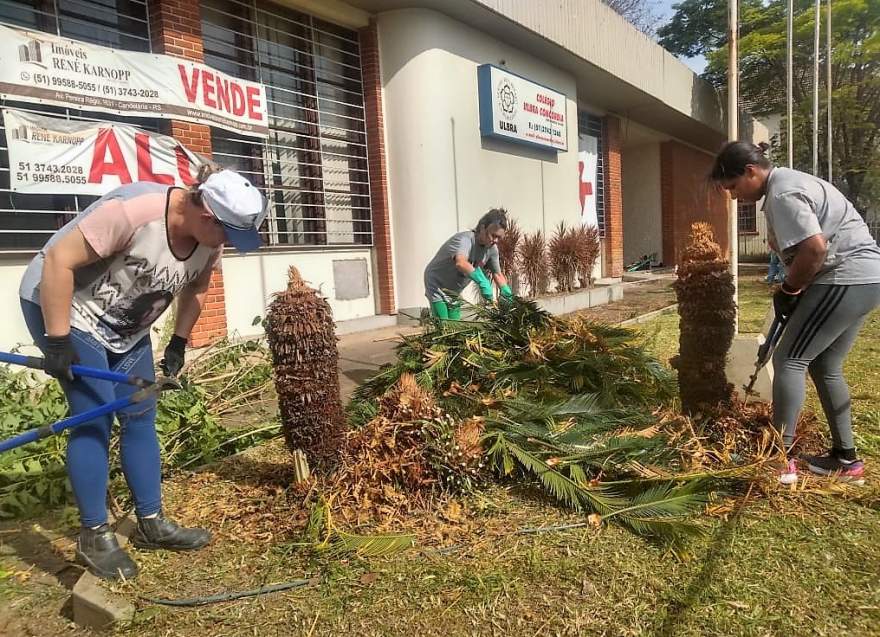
[424,209,513,319]
[712,141,880,484]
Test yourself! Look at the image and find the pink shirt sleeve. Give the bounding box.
[77,199,135,258]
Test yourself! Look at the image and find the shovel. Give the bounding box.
[743,314,787,396]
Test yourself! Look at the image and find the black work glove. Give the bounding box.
[773,283,801,320]
[160,335,187,377]
[43,334,78,381]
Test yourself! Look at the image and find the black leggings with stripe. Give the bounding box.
[773,282,880,450]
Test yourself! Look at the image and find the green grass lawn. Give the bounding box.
[114,272,879,636]
[2,273,878,637]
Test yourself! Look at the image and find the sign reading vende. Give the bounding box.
[0,24,268,138]
[4,108,204,195]
[477,64,567,152]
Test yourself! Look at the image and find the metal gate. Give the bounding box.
[201,0,372,248]
[0,0,155,253]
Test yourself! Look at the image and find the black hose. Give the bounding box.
[516,522,589,534]
[141,578,313,607]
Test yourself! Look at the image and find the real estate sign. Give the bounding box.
[0,24,268,138]
[477,64,567,152]
[4,108,204,195]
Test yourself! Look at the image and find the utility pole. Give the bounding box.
[729,0,739,330]
[827,0,833,181]
[787,0,794,167]
[813,0,821,175]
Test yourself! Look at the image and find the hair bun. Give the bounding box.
[196,162,222,186]
[757,142,770,153]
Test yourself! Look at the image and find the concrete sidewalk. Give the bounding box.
[337,324,421,403]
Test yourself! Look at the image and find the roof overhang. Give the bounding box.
[346,0,726,152]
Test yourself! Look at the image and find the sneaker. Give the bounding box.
[777,458,799,485]
[131,511,211,551]
[76,524,139,580]
[806,452,865,485]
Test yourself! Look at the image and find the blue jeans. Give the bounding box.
[767,252,784,283]
[21,299,162,527]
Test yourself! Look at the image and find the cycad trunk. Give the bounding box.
[265,266,344,468]
[673,223,735,414]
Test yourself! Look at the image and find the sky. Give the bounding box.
[653,0,708,74]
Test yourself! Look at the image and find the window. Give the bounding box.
[201,0,372,247]
[576,112,606,238]
[738,201,758,234]
[0,0,153,253]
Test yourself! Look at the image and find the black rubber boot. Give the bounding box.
[131,512,211,551]
[76,524,139,581]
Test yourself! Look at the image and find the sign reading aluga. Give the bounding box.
[0,24,268,138]
[477,64,567,152]
[4,108,204,195]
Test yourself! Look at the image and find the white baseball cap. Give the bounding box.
[199,170,268,252]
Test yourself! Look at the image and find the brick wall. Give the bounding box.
[149,0,204,60]
[192,271,228,346]
[602,116,624,277]
[659,140,729,265]
[359,20,396,315]
[150,0,226,347]
[660,143,676,266]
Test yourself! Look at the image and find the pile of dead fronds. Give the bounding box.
[328,374,484,527]
[353,299,673,409]
[344,299,726,543]
[666,396,824,469]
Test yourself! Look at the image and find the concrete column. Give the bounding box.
[359,19,396,315]
[602,116,624,277]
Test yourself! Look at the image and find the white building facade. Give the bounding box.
[0,0,731,352]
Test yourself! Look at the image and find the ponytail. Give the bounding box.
[710,141,772,181]
[188,161,222,206]
[475,207,509,233]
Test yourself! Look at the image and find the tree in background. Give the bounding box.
[658,0,880,216]
[604,0,663,36]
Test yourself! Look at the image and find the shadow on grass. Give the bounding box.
[0,523,83,621]
[653,493,753,637]
[205,452,301,490]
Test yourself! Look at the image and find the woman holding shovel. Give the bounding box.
[17,165,267,579]
[711,141,880,484]
[424,208,514,320]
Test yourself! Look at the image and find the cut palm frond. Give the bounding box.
[328,531,416,558]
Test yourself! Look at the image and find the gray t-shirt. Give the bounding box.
[762,167,880,285]
[424,230,501,302]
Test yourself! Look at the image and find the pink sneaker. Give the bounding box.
[806,452,866,485]
[777,458,798,485]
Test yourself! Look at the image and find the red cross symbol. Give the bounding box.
[578,160,594,210]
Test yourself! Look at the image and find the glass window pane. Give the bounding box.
[202,0,371,248]
[0,0,154,253]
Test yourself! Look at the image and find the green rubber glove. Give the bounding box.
[500,284,514,299]
[469,267,494,301]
